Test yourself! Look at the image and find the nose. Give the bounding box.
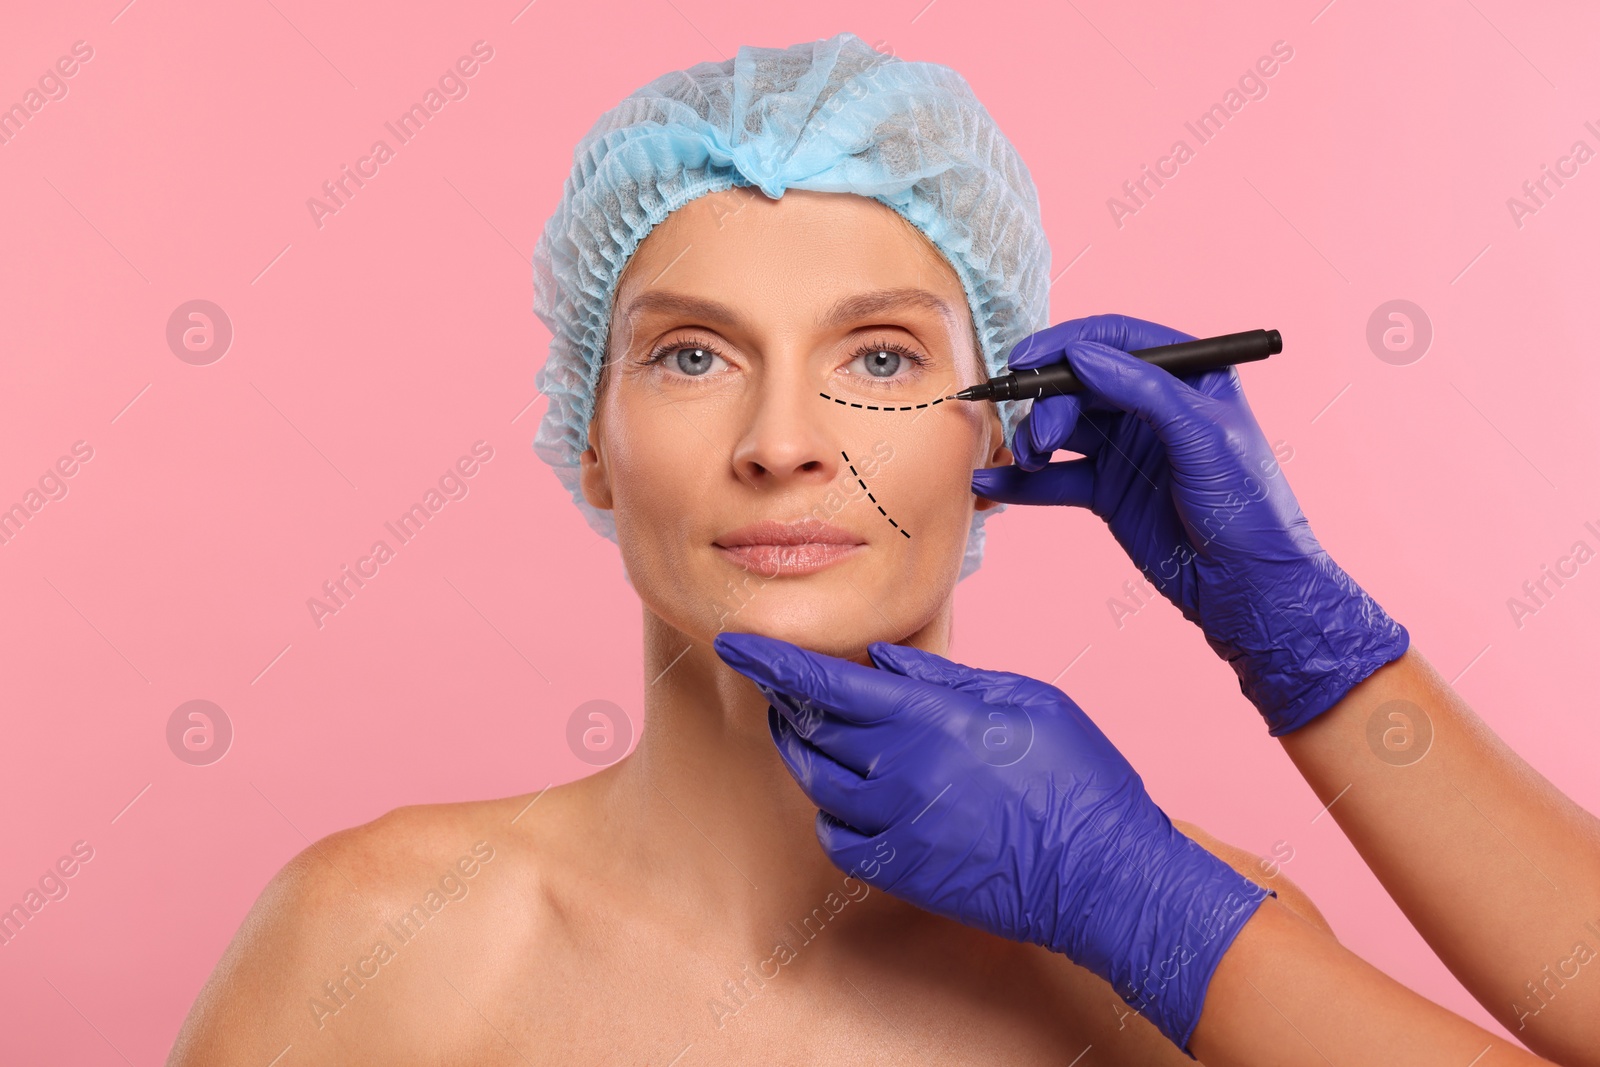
[729,361,839,491]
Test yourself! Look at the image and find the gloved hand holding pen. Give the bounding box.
[971,313,1410,736]
[713,630,1276,1055]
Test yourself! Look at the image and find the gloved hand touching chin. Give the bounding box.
[971,313,1409,736]
[714,630,1276,1055]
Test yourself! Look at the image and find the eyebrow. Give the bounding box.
[619,286,960,332]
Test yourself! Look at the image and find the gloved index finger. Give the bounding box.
[1006,313,1198,370]
[713,631,921,726]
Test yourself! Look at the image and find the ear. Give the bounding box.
[973,406,1012,514]
[578,414,615,512]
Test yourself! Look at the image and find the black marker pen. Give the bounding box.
[948,328,1282,402]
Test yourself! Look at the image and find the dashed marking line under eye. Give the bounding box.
[819,392,952,412]
[842,450,910,539]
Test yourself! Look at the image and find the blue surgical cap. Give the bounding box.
[531,31,1051,580]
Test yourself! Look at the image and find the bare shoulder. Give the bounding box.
[164,788,574,1066]
[1033,817,1337,1062]
[1169,817,1334,938]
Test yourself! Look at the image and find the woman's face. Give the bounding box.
[579,189,1010,658]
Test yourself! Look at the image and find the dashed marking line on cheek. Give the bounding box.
[819,392,952,412]
[842,450,911,539]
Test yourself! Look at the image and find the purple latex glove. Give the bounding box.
[714,629,1275,1053]
[972,313,1409,735]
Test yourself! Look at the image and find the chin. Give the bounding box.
[709,578,924,660]
[630,539,957,654]
[720,581,854,638]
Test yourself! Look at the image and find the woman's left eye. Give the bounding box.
[844,344,925,383]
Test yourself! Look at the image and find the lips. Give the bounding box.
[714,520,866,576]
[716,520,863,547]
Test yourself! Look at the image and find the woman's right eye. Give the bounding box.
[648,343,729,378]
[670,346,720,376]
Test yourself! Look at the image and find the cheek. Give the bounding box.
[861,409,982,539]
[601,399,720,555]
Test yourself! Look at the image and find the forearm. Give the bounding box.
[1278,644,1600,1064]
[1190,895,1554,1066]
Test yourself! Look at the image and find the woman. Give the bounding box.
[166,32,1597,1065]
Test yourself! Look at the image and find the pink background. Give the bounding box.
[3,0,1597,1061]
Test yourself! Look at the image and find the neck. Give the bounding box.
[603,599,954,943]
